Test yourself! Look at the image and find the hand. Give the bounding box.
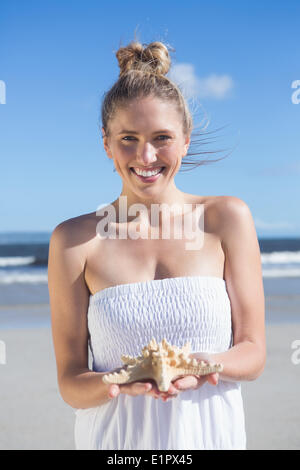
[172,372,219,393]
[107,378,180,401]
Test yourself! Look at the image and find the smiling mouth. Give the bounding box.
[130,167,165,176]
[129,167,166,183]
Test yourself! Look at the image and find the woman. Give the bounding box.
[48,40,266,450]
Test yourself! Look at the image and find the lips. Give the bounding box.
[130,166,165,182]
[133,167,164,176]
[130,166,165,172]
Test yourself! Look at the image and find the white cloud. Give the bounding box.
[168,63,234,100]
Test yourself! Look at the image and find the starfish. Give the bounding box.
[102,338,223,392]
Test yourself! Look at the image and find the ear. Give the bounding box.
[182,133,191,157]
[102,127,113,159]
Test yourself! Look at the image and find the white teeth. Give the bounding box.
[133,167,163,177]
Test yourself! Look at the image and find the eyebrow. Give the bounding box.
[117,129,174,135]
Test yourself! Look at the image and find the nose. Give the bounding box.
[136,142,157,166]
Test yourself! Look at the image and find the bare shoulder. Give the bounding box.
[204,196,255,244]
[207,195,250,214]
[51,210,96,234]
[50,211,97,251]
[48,211,99,314]
[217,196,255,246]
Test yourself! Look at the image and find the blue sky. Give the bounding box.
[0,0,299,237]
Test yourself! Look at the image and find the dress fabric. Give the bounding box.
[74,276,247,450]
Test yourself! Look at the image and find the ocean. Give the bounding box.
[0,231,299,328]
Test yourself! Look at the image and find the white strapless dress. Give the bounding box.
[74,276,247,450]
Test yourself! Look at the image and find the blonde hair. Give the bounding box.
[101,39,229,172]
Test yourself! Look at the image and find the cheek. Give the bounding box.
[113,144,135,160]
[160,144,182,162]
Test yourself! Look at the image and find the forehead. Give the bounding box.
[110,97,182,133]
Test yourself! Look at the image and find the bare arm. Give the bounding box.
[48,220,168,408]
[191,197,266,382]
[48,220,112,409]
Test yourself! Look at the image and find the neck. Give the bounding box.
[112,184,187,221]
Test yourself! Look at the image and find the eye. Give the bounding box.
[122,135,171,141]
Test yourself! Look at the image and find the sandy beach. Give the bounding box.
[0,325,75,450]
[0,317,299,450]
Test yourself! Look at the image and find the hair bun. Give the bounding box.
[116,41,171,77]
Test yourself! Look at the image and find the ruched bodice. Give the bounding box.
[87,276,233,373]
[74,276,246,450]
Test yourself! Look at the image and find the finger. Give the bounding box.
[108,384,120,398]
[207,372,219,386]
[146,380,161,395]
[161,393,179,402]
[127,382,152,396]
[173,375,198,390]
[141,380,162,398]
[119,382,151,396]
[168,383,180,395]
[143,380,176,398]
[150,383,179,400]
[146,384,164,398]
[195,376,208,388]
